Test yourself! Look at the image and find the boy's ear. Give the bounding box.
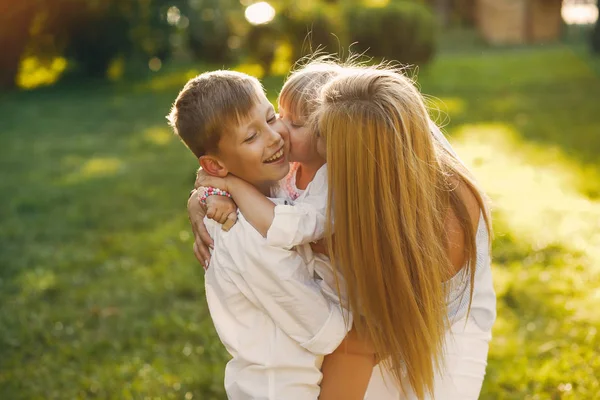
[199,155,228,177]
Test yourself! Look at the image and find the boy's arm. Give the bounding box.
[226,175,276,237]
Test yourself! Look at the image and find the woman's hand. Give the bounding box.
[188,189,213,269]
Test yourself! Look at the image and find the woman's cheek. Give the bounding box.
[317,138,326,160]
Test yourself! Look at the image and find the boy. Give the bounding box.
[167,70,351,399]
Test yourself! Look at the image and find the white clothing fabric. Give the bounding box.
[364,316,491,400]
[204,196,351,400]
[429,121,497,333]
[364,211,494,399]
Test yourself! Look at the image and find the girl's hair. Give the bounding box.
[312,66,492,398]
[278,56,345,121]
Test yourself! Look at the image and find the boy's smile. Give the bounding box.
[263,145,285,164]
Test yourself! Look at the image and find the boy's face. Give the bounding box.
[217,90,290,191]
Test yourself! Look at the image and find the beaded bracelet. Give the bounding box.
[199,187,232,205]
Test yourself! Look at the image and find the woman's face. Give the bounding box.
[278,104,320,164]
[315,130,326,160]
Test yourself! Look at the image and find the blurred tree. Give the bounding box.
[0,2,36,89]
[53,1,132,78]
[593,0,600,53]
[187,0,238,62]
[51,0,179,78]
[424,0,476,27]
[243,1,340,75]
[279,4,341,61]
[434,0,451,27]
[346,1,436,66]
[246,24,279,75]
[4,0,181,84]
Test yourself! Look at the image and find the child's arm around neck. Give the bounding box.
[198,164,328,246]
[225,175,276,237]
[229,164,330,248]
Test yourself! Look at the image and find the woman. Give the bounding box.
[311,66,496,399]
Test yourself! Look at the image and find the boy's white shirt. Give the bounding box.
[204,194,351,400]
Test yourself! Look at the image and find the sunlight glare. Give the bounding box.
[148,57,162,72]
[167,6,181,25]
[452,123,600,267]
[562,1,598,25]
[245,2,276,25]
[17,57,67,89]
[62,157,123,185]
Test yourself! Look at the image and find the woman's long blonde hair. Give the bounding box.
[313,66,492,398]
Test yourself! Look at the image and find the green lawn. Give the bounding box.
[1,44,599,399]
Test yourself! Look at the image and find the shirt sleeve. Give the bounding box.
[218,215,351,355]
[266,202,326,249]
[266,166,329,249]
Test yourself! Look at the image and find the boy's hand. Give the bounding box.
[205,195,238,231]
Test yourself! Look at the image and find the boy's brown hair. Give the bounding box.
[167,70,264,158]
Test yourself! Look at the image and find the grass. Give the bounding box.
[1,43,599,399]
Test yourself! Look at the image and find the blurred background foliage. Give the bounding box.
[1,0,600,399]
[2,0,598,90]
[1,0,439,90]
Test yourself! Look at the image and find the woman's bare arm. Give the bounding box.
[319,326,377,400]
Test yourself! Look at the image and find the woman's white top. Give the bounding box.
[430,122,496,332]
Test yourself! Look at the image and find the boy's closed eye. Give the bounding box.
[244,132,258,143]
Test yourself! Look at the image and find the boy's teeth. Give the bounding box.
[266,149,283,162]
